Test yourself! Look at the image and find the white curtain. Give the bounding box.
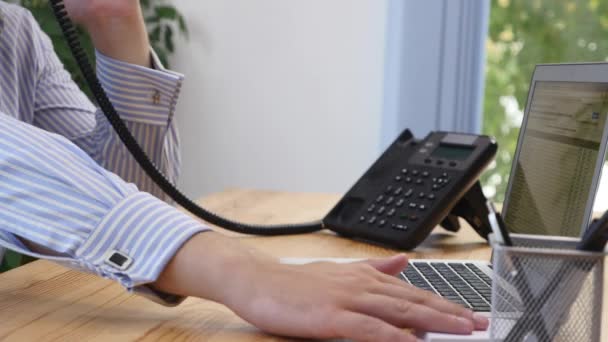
[382,0,490,147]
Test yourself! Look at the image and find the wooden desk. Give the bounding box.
[0,189,573,341]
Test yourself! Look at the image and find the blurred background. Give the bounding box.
[19,0,608,211]
[170,0,608,211]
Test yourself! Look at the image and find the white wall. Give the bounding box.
[170,0,388,198]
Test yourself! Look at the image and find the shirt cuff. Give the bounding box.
[95,50,184,126]
[75,191,208,305]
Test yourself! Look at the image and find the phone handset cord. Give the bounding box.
[48,0,324,236]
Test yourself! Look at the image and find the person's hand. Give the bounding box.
[155,233,489,342]
[61,0,151,67]
[221,255,488,342]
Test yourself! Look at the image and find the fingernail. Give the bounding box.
[457,317,474,332]
[402,334,417,342]
[473,313,490,330]
[392,254,407,261]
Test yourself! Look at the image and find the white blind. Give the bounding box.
[382,0,490,147]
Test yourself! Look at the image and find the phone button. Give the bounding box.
[392,224,408,231]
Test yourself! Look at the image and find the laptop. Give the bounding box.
[402,62,608,318]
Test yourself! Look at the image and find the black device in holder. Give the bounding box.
[49,0,497,250]
[323,130,497,249]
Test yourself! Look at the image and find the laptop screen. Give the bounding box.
[503,81,608,237]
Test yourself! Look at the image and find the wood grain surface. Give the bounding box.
[0,189,601,341]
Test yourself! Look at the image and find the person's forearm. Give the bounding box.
[85,11,151,68]
[153,232,278,304]
[152,231,488,341]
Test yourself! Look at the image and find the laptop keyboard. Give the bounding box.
[399,262,492,312]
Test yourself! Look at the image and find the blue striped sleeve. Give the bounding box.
[95,50,183,125]
[31,10,183,200]
[0,4,206,305]
[0,113,207,300]
[90,51,184,200]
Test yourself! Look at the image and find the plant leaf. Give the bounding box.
[155,6,178,20]
[150,25,161,43]
[178,14,189,38]
[164,26,174,53]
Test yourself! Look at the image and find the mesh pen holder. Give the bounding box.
[490,235,605,342]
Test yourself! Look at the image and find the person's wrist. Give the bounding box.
[216,250,281,308]
[77,7,151,68]
[73,1,143,32]
[153,232,279,305]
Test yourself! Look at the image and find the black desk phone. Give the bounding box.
[51,0,498,250]
[323,129,498,250]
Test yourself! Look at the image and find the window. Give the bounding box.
[482,0,608,211]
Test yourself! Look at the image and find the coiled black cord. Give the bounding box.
[48,0,324,235]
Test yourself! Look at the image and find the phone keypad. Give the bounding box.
[359,168,452,232]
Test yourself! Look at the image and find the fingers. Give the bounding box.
[330,311,417,342]
[350,293,475,334]
[375,281,469,313]
[362,254,409,276]
[373,273,489,330]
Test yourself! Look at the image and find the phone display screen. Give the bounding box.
[431,145,475,160]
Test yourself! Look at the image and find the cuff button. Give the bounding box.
[152,90,161,105]
[105,250,133,271]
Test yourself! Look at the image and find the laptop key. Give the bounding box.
[472,305,491,312]
[401,263,491,312]
[402,262,492,312]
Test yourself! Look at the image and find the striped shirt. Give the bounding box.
[0,3,208,303]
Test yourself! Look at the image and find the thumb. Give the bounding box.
[362,254,408,276]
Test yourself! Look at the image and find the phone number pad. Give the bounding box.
[359,168,451,231]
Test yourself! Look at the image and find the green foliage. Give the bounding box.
[12,0,187,98]
[143,1,189,64]
[482,0,608,201]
